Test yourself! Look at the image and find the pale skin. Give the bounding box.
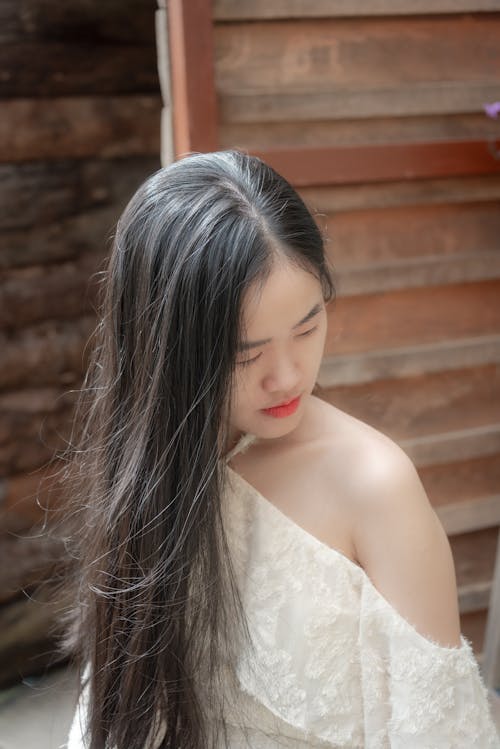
[226,255,463,649]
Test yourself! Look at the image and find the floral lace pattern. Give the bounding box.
[218,433,500,748]
[67,433,500,748]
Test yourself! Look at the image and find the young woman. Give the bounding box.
[64,149,499,748]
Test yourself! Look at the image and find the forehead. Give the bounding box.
[241,260,321,330]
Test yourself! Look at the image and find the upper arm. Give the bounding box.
[351,440,462,649]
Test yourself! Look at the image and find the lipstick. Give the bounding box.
[261,395,301,418]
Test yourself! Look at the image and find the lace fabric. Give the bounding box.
[219,432,500,748]
[66,431,500,748]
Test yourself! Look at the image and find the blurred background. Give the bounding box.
[1,1,500,746]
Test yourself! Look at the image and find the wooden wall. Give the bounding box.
[0,0,161,686]
[162,0,500,658]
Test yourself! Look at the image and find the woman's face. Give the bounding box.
[228,257,328,446]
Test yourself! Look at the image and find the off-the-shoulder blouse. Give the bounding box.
[66,432,500,748]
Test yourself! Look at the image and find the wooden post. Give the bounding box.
[159,0,218,160]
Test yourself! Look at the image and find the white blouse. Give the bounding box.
[66,432,500,748]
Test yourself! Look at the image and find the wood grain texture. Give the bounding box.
[214,0,500,20]
[250,142,500,185]
[167,0,218,155]
[325,280,500,355]
[0,96,161,163]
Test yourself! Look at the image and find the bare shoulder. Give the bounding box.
[309,397,462,648]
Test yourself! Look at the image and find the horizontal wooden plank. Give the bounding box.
[215,17,500,99]
[462,609,489,658]
[0,156,160,231]
[419,453,500,512]
[0,317,94,391]
[437,494,500,536]
[459,580,492,615]
[452,526,498,589]
[320,362,500,453]
[0,252,104,330]
[318,334,500,387]
[250,141,500,185]
[0,388,77,475]
[0,0,155,45]
[0,96,161,163]
[0,42,158,97]
[215,1,500,20]
[337,252,500,296]
[221,82,500,123]
[325,280,500,355]
[301,175,500,213]
[0,461,64,534]
[219,112,500,149]
[325,202,500,269]
[0,205,121,269]
[403,424,500,466]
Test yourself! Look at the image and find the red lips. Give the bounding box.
[261,395,301,418]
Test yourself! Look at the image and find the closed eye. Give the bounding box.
[237,326,318,366]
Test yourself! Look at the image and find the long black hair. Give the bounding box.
[59,148,336,748]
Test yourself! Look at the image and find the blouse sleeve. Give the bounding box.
[225,483,500,748]
[359,575,500,748]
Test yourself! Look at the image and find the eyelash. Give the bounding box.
[237,325,318,367]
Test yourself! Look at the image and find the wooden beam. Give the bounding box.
[251,141,500,187]
[167,0,218,157]
[214,0,500,20]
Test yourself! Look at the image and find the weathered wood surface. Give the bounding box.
[0,585,67,689]
[0,317,95,390]
[219,113,500,149]
[325,280,500,355]
[318,335,500,387]
[214,0,500,20]
[321,363,500,443]
[0,388,78,475]
[0,462,65,534]
[300,176,500,213]
[325,202,500,269]
[215,16,500,90]
[0,44,159,97]
[0,0,155,45]
[0,96,161,163]
[0,533,67,606]
[0,156,160,233]
[0,251,106,330]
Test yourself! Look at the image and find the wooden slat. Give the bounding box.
[0,96,161,163]
[403,425,500,467]
[1,317,94,390]
[215,17,500,98]
[326,280,500,356]
[251,142,500,186]
[337,252,500,296]
[220,113,500,150]
[318,334,500,387]
[452,526,498,591]
[321,364,500,457]
[214,1,500,20]
[0,157,159,232]
[166,0,218,156]
[437,495,500,536]
[222,83,500,123]
[301,176,500,213]
[325,202,500,269]
[419,454,500,513]
[459,580,492,615]
[0,43,158,97]
[0,0,155,45]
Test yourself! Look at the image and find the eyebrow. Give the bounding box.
[237,302,323,352]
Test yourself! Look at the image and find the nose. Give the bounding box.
[262,350,301,395]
